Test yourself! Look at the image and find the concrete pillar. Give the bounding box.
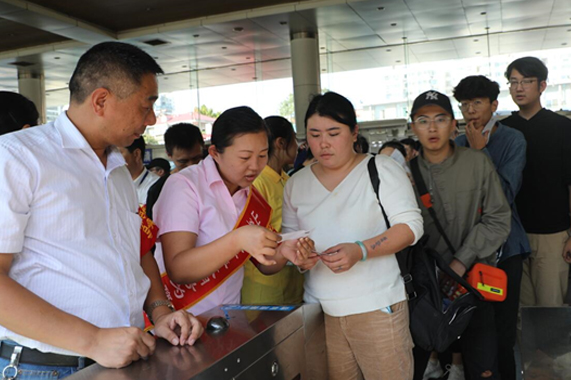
[290,31,321,137]
[18,71,46,124]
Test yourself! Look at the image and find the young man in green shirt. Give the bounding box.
[409,90,511,380]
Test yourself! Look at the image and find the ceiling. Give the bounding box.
[0,0,569,108]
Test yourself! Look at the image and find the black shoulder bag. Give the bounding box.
[367,156,483,353]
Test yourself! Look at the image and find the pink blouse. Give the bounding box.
[153,155,249,316]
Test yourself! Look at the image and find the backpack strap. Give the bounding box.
[409,157,457,255]
[367,157,416,300]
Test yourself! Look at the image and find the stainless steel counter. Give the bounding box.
[68,304,325,380]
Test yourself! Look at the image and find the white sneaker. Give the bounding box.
[423,360,444,380]
[447,364,465,380]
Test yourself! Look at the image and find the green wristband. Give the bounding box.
[355,241,368,261]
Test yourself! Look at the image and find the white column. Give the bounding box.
[290,31,321,137]
[18,71,46,124]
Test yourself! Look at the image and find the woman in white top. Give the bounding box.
[282,92,424,379]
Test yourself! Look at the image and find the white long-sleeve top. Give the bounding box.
[282,154,423,317]
[134,168,159,205]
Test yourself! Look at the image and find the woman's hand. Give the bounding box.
[320,243,363,274]
[279,237,319,270]
[234,225,281,265]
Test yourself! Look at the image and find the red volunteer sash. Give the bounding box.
[137,205,160,329]
[160,185,273,311]
[139,205,159,258]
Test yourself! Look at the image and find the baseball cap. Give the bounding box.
[410,90,455,120]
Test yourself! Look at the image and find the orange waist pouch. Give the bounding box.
[465,263,508,302]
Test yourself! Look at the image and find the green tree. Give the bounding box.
[143,134,159,145]
[199,105,221,118]
[279,93,295,120]
[279,90,329,121]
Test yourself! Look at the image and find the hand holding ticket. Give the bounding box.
[279,230,339,257]
[276,230,318,269]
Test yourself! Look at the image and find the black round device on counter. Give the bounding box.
[206,316,230,332]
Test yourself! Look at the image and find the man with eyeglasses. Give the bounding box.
[409,90,510,380]
[453,75,529,380]
[502,57,571,311]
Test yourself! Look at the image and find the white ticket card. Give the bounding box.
[280,229,312,241]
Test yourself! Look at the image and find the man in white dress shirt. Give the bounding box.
[0,42,201,379]
[120,136,159,205]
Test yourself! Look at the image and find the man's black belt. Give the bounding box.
[0,343,95,367]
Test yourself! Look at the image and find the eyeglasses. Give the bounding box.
[507,78,537,89]
[412,116,452,129]
[459,99,486,111]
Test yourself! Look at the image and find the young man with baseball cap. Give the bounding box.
[453,75,530,380]
[409,90,511,380]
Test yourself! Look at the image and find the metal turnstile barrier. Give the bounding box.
[521,307,571,380]
[67,304,326,380]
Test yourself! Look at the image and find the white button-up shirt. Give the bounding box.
[134,167,159,205]
[0,112,150,355]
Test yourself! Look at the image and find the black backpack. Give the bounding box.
[367,156,483,352]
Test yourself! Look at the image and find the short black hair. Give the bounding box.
[164,123,204,156]
[126,136,146,155]
[354,134,369,153]
[400,138,416,150]
[264,116,295,159]
[69,42,163,104]
[147,158,170,173]
[211,106,268,153]
[305,92,357,132]
[453,75,500,102]
[505,57,548,82]
[0,91,39,135]
[379,140,406,158]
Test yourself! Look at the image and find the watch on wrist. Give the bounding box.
[146,300,175,322]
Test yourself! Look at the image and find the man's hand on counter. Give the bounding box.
[87,311,203,369]
[153,309,204,346]
[88,326,156,368]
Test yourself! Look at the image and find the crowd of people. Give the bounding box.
[0,41,569,380]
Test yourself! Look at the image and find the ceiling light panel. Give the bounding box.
[336,35,386,50]
[312,4,363,27]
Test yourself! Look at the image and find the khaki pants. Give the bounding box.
[520,231,569,307]
[324,301,413,380]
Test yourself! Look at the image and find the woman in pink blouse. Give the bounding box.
[153,106,311,316]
